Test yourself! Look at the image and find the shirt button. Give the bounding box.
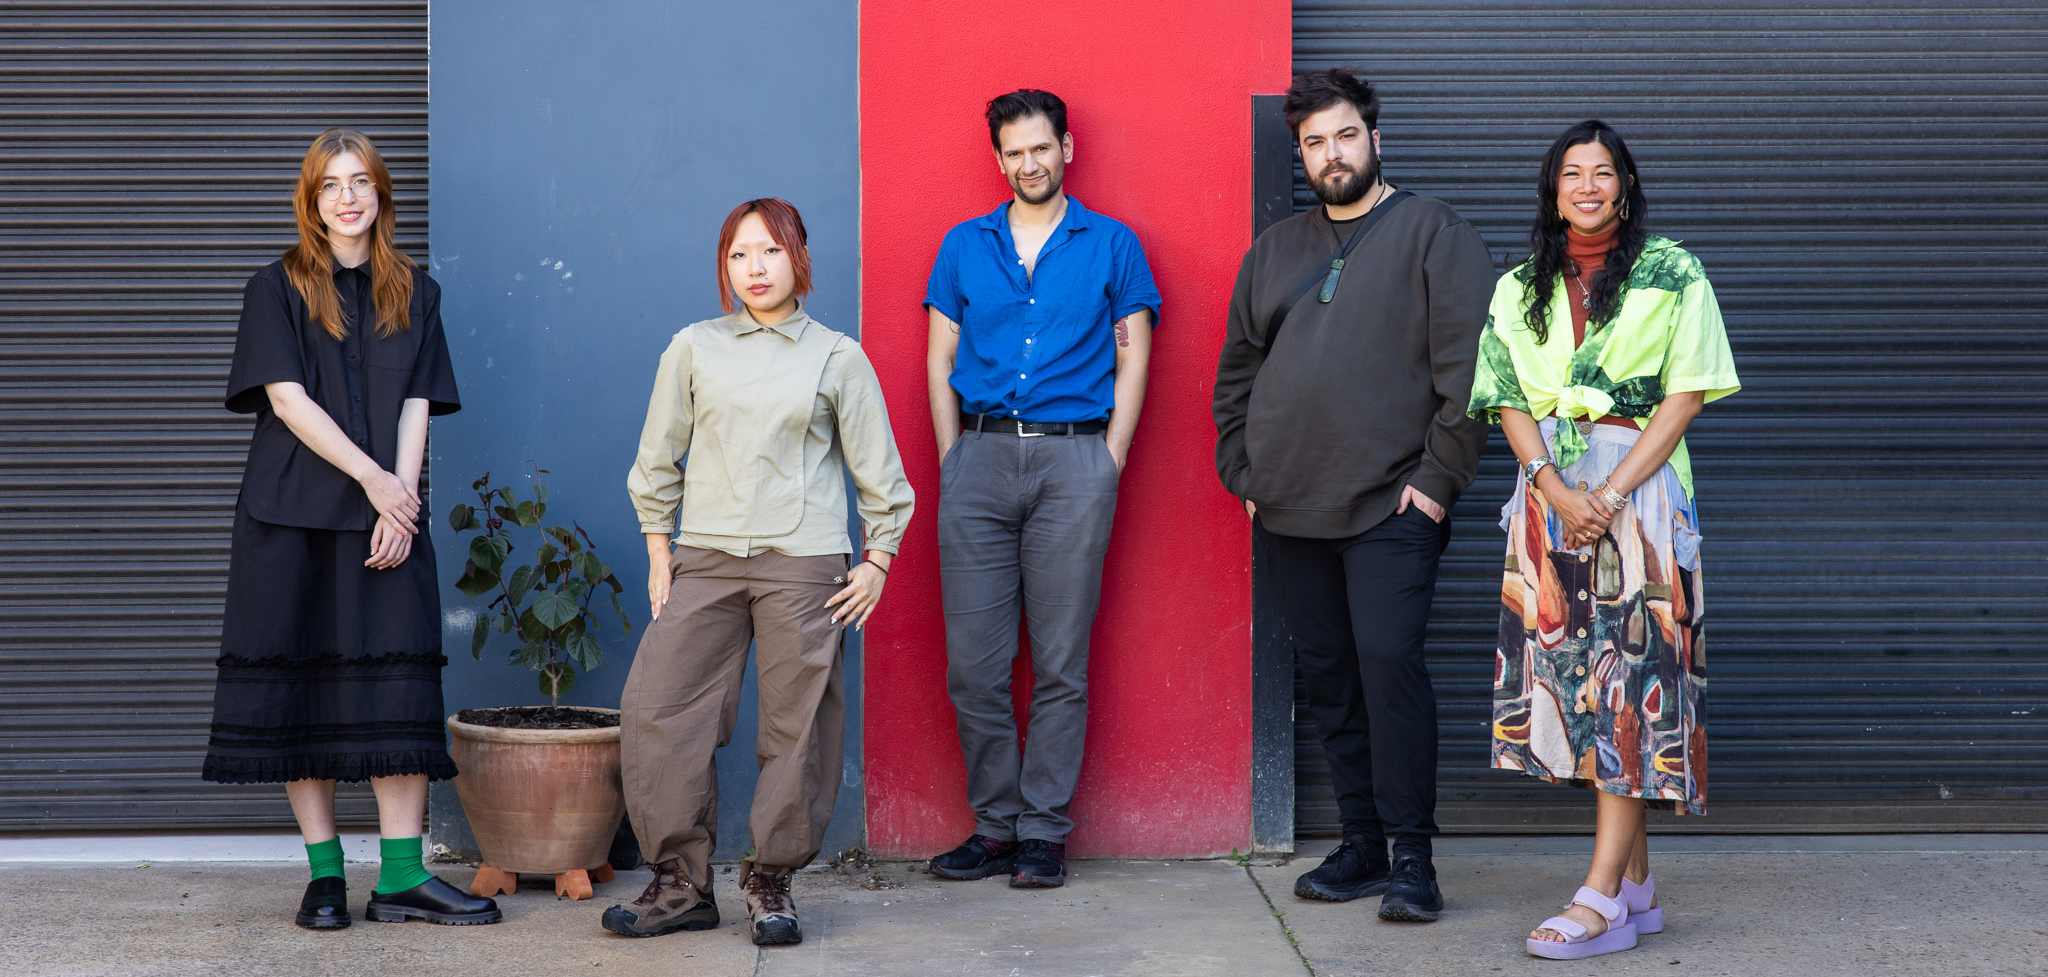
[1025,338,1033,344]
[1011,410,1020,415]
[1576,628,1588,639]
[1029,299,1035,304]
[1577,480,1589,490]
[1019,373,1027,379]
[1017,259,1025,265]
[1577,589,1589,600]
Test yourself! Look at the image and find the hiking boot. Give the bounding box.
[1293,834,1391,902]
[928,834,1019,881]
[744,870,802,946]
[1009,839,1067,888]
[1378,854,1444,922]
[600,860,718,937]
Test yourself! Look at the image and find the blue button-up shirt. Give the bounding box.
[925,196,1161,423]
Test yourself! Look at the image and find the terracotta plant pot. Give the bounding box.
[445,708,626,875]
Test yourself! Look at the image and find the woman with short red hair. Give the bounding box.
[607,197,914,948]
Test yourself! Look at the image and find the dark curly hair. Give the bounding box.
[1523,120,1650,344]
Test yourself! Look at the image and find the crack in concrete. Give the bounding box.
[1242,864,1316,976]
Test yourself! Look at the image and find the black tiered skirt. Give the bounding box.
[201,505,458,784]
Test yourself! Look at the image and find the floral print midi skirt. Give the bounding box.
[1491,419,1707,814]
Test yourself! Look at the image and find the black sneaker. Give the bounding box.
[1377,855,1443,922]
[928,834,1019,880]
[1292,835,1391,902]
[1009,839,1066,888]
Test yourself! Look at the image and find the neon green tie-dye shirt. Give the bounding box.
[1467,236,1740,500]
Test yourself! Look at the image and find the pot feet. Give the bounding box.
[469,863,617,900]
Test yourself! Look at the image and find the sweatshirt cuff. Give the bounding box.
[1405,466,1461,513]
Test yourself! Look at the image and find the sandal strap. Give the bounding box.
[1620,873,1655,911]
[1571,885,1627,923]
[1536,915,1589,940]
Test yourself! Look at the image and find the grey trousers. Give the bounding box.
[936,429,1120,843]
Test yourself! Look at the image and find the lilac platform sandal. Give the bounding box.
[1621,873,1662,934]
[1526,885,1638,960]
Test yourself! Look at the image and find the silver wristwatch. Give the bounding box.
[1524,455,1555,483]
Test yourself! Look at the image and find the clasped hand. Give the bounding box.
[826,562,887,630]
[1544,479,1616,548]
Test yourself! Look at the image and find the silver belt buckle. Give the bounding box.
[1017,426,1046,438]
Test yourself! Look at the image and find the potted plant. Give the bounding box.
[443,466,634,900]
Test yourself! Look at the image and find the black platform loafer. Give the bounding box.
[364,876,503,925]
[295,876,352,929]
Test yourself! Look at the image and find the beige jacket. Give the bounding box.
[627,309,913,558]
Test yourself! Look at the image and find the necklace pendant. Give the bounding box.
[1318,258,1345,303]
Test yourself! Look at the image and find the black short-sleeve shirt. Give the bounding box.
[226,259,460,530]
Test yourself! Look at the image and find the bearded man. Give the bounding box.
[1211,69,1494,922]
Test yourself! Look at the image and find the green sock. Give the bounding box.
[374,837,435,894]
[305,837,346,882]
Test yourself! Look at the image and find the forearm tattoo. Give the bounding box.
[1114,315,1132,348]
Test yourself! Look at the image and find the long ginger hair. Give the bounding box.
[282,128,416,340]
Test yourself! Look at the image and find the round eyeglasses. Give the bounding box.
[318,177,376,201]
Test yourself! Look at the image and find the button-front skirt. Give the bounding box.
[1489,419,1707,814]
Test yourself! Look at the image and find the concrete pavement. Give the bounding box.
[3,836,2044,977]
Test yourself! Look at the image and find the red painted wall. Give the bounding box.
[858,1,1292,857]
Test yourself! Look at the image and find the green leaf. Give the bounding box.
[470,614,490,658]
[454,561,499,597]
[493,504,517,524]
[610,593,632,634]
[531,589,581,630]
[575,550,602,582]
[507,565,537,605]
[546,526,575,548]
[533,500,547,521]
[498,485,515,503]
[538,662,576,702]
[600,572,624,596]
[518,608,549,642]
[535,542,559,566]
[514,500,539,528]
[510,641,549,670]
[561,578,590,603]
[469,535,510,575]
[568,632,603,671]
[534,483,550,504]
[447,504,475,533]
[493,612,515,634]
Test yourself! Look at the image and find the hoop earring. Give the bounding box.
[1618,199,1631,221]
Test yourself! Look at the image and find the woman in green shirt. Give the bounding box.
[1467,121,1739,961]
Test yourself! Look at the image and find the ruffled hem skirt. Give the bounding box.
[201,505,457,784]
[1489,419,1708,815]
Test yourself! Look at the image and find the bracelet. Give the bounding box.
[1596,482,1629,509]
[1524,455,1555,483]
[861,558,890,578]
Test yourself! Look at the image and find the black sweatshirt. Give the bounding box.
[1212,193,1495,539]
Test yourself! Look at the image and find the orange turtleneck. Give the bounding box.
[1561,224,1636,429]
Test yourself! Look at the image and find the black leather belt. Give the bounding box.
[965,413,1106,437]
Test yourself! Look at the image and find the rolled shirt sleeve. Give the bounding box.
[1109,225,1163,327]
[404,280,462,415]
[627,330,695,535]
[1660,275,1741,403]
[225,269,305,414]
[923,226,966,323]
[826,342,915,555]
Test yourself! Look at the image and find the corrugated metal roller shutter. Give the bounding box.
[0,1,429,829]
[1290,1,2048,834]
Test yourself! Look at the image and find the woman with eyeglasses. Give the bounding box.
[1467,120,1739,960]
[201,128,499,929]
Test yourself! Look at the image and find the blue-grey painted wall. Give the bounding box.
[425,1,864,862]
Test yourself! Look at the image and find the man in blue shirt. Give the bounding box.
[923,89,1160,889]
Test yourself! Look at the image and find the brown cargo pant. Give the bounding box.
[619,545,847,891]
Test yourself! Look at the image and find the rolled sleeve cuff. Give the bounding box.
[922,295,963,325]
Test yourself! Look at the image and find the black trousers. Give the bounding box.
[1260,507,1450,854]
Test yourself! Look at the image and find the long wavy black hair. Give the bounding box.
[1523,120,1650,344]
